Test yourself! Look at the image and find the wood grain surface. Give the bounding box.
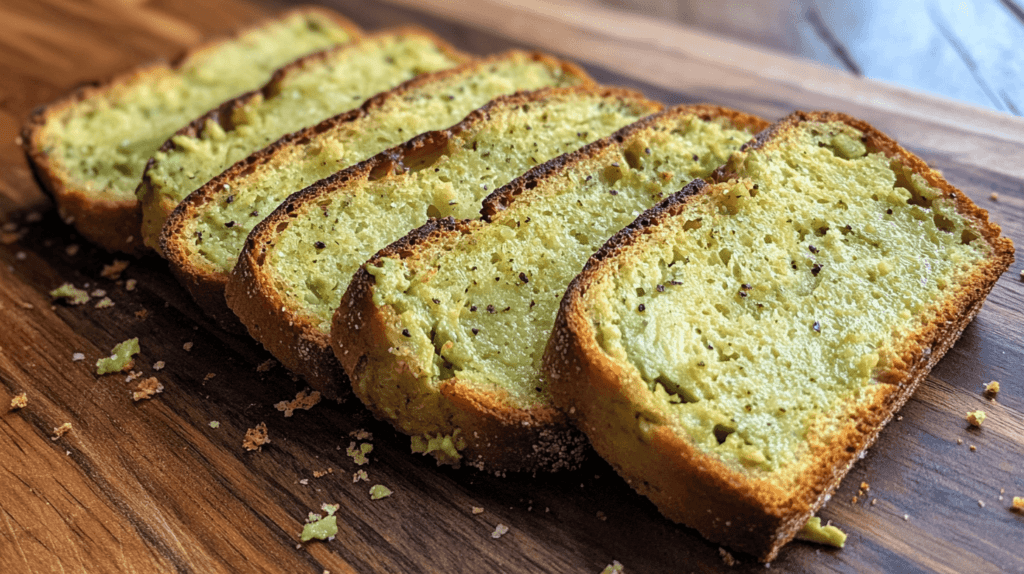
[1,0,1022,573]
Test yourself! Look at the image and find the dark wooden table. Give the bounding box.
[1,1,1022,573]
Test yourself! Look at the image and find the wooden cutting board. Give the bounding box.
[1,1,1021,572]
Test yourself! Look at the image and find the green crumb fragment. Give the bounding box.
[369,484,392,500]
[96,338,140,374]
[410,429,466,466]
[795,516,846,548]
[209,421,220,428]
[49,283,90,305]
[966,410,986,427]
[600,560,624,574]
[346,441,372,465]
[95,297,114,309]
[299,503,339,542]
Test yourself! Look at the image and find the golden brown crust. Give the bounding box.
[139,26,469,255]
[19,6,362,255]
[161,51,594,330]
[544,111,1014,560]
[226,86,655,399]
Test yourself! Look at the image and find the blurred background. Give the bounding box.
[527,0,1023,115]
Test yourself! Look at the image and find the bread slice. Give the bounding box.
[20,7,360,254]
[161,51,592,329]
[543,111,1014,559]
[137,29,469,254]
[227,86,662,402]
[331,105,767,472]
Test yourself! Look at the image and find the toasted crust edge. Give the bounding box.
[138,25,470,255]
[161,50,594,331]
[544,112,1014,560]
[226,86,657,411]
[19,6,361,255]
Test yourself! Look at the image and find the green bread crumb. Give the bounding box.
[96,338,140,375]
[369,485,392,500]
[600,560,624,574]
[49,283,90,305]
[795,516,846,548]
[966,410,986,427]
[346,442,372,465]
[299,503,339,542]
[209,421,220,428]
[410,429,466,466]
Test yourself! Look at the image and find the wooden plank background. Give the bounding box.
[0,0,1022,573]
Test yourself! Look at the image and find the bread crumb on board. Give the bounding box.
[10,392,28,410]
[300,503,339,542]
[369,484,392,500]
[472,506,485,515]
[131,377,163,401]
[1010,497,1024,512]
[274,389,321,417]
[718,547,738,566]
[347,442,372,465]
[209,421,220,429]
[491,524,509,539]
[600,560,624,574]
[49,283,90,305]
[966,410,986,427]
[984,381,999,397]
[183,341,193,351]
[352,469,368,483]
[96,338,140,375]
[243,422,270,451]
[100,259,129,280]
[313,468,333,478]
[51,422,72,441]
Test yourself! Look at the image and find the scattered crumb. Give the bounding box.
[153,361,165,371]
[978,500,985,508]
[956,438,963,445]
[472,506,484,515]
[19,302,33,310]
[209,421,220,429]
[72,353,85,362]
[313,468,333,478]
[871,498,877,506]
[256,359,277,373]
[349,429,372,441]
[300,503,339,542]
[369,484,392,500]
[984,381,999,397]
[718,547,738,566]
[903,514,909,521]
[600,560,624,574]
[96,338,140,375]
[275,389,322,417]
[491,524,509,539]
[51,422,72,441]
[352,470,368,483]
[860,482,870,492]
[966,410,986,427]
[1012,497,1024,512]
[15,251,26,261]
[990,192,999,201]
[970,445,977,451]
[346,442,372,465]
[131,377,163,401]
[124,370,142,383]
[851,496,858,504]
[90,289,106,298]
[49,283,90,305]
[135,309,149,320]
[183,342,193,351]
[65,244,79,256]
[95,297,114,309]
[10,392,28,410]
[203,372,216,381]
[896,415,902,421]
[100,259,129,280]
[125,279,137,291]
[243,422,270,451]
[299,479,309,485]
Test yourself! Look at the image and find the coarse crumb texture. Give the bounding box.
[168,51,591,292]
[274,389,321,416]
[332,105,765,472]
[10,392,28,410]
[21,9,358,252]
[243,422,270,451]
[139,29,466,251]
[229,86,661,399]
[544,112,1014,560]
[132,377,164,401]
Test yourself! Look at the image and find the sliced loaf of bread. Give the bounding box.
[226,87,662,401]
[544,112,1014,559]
[137,28,468,253]
[161,51,592,328]
[20,8,359,253]
[331,106,767,472]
